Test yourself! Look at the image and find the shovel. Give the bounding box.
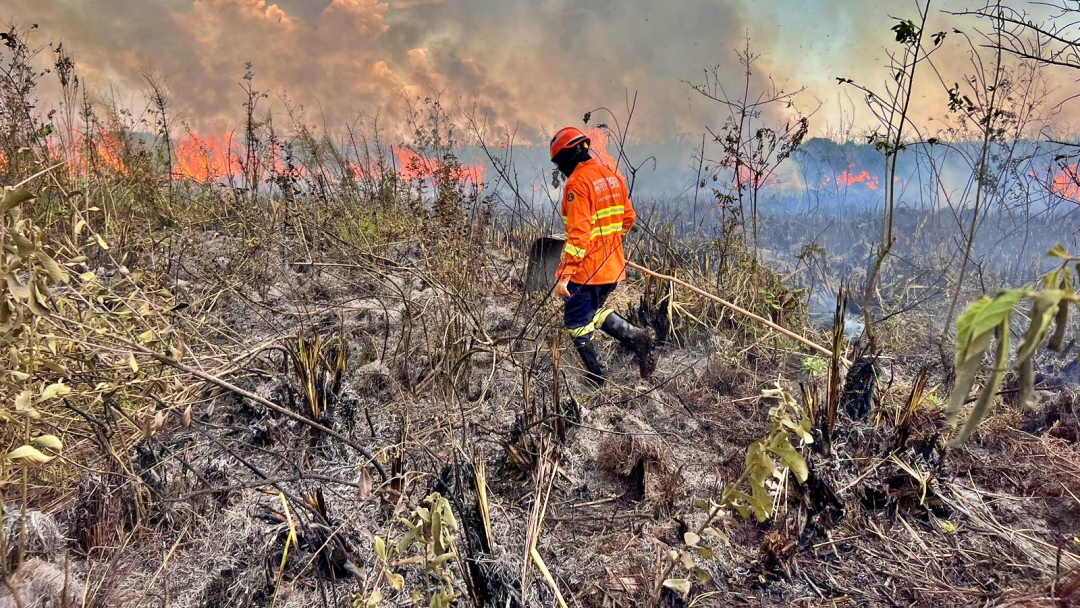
[524,236,845,362]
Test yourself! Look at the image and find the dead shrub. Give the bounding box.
[597,433,682,509]
[701,358,753,396]
[0,559,79,608]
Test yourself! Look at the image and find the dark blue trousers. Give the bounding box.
[564,282,617,340]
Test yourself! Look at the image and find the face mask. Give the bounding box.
[554,145,590,178]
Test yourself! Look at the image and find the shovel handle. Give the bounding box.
[627,261,847,364]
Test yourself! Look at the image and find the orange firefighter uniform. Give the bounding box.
[548,125,654,386]
[555,158,637,286]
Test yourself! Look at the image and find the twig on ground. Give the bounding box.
[115,334,388,480]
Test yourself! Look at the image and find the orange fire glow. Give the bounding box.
[583,128,618,172]
[15,129,492,192]
[95,133,128,176]
[1052,164,1080,201]
[734,162,766,187]
[392,146,485,187]
[347,162,367,181]
[174,134,241,182]
[819,164,880,191]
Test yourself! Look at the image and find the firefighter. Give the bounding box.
[549,126,655,387]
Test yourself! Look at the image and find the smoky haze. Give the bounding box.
[5,0,1035,143]
[3,0,770,140]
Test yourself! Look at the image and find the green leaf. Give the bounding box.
[1049,299,1069,351]
[730,502,751,519]
[13,231,34,260]
[743,440,767,471]
[935,518,959,534]
[750,481,775,522]
[951,319,1011,445]
[968,290,1026,352]
[955,296,992,365]
[0,187,34,213]
[1018,356,1036,410]
[396,527,417,555]
[40,382,71,401]
[431,503,445,556]
[703,526,730,547]
[7,444,53,467]
[1016,291,1062,363]
[724,489,766,520]
[948,292,1025,419]
[947,333,990,419]
[1049,243,1071,259]
[662,578,692,597]
[374,536,386,561]
[31,435,62,451]
[767,432,809,483]
[439,498,457,531]
[34,251,69,284]
[429,552,456,567]
[694,546,715,559]
[781,417,814,444]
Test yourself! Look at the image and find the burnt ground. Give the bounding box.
[2,228,1079,608]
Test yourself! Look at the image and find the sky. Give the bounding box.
[2,0,1076,147]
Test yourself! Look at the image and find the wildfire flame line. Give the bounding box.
[819,164,881,191]
[0,131,486,188]
[392,146,485,187]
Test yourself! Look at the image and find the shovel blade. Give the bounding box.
[524,236,566,293]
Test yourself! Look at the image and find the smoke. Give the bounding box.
[3,0,1078,147]
[2,0,759,142]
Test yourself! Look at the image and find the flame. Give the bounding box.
[733,162,763,187]
[174,134,241,182]
[95,133,129,176]
[583,128,618,171]
[818,164,880,191]
[347,161,367,181]
[1052,163,1080,201]
[392,146,485,187]
[8,128,490,192]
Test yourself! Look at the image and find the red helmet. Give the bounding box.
[549,126,590,161]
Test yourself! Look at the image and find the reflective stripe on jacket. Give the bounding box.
[555,158,636,285]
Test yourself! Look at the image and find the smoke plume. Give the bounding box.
[3,0,1077,145]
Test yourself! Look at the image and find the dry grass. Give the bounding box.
[0,23,1077,608]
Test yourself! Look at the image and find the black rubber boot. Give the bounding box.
[600,312,656,378]
[573,335,606,388]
